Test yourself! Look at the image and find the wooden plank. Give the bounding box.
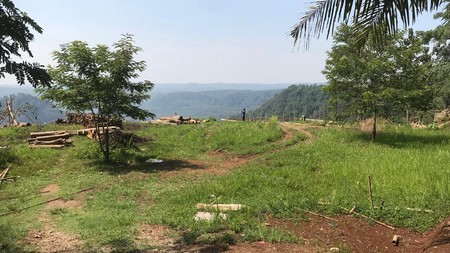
[32,139,72,145]
[29,144,65,149]
[0,165,11,185]
[34,133,70,141]
[30,131,67,138]
[196,203,244,211]
[73,126,120,136]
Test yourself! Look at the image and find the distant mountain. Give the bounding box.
[151,83,293,94]
[0,84,287,121]
[1,83,327,121]
[249,84,329,120]
[144,89,281,119]
[0,93,64,125]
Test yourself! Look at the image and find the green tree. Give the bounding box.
[37,35,154,162]
[323,25,433,140]
[249,84,329,120]
[421,1,450,108]
[290,0,444,48]
[0,0,51,87]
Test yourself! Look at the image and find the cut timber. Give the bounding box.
[32,133,70,141]
[0,165,11,185]
[71,126,121,136]
[32,139,72,145]
[194,212,227,221]
[29,144,65,149]
[30,131,67,138]
[195,203,244,211]
[160,116,183,121]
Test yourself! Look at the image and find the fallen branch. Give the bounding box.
[304,210,338,222]
[0,187,95,217]
[340,206,396,230]
[368,176,374,210]
[0,165,11,185]
[196,203,243,211]
[406,207,434,213]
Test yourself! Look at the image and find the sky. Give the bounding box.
[0,0,444,87]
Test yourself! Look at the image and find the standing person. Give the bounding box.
[241,108,246,121]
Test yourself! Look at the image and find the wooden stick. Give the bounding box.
[368,176,374,210]
[29,144,66,149]
[0,187,95,217]
[340,206,396,230]
[0,165,11,185]
[304,210,338,222]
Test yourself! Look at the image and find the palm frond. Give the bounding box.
[291,0,444,49]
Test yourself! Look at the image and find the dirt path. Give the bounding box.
[26,123,450,252]
[280,122,315,144]
[175,123,450,253]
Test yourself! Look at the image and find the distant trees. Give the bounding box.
[250,84,329,120]
[0,93,63,125]
[421,2,450,108]
[37,35,154,162]
[323,25,434,140]
[0,0,51,87]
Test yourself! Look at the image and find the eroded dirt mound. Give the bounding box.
[25,229,83,253]
[137,224,176,247]
[24,184,86,252]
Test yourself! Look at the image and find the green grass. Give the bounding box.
[1,122,450,251]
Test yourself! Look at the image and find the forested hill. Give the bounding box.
[0,93,64,124]
[249,84,329,120]
[143,89,281,119]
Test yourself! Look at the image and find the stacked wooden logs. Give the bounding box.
[66,113,123,129]
[28,131,72,149]
[84,126,121,140]
[150,115,200,125]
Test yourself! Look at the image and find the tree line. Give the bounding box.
[249,84,329,120]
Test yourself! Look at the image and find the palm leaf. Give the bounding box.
[291,0,444,48]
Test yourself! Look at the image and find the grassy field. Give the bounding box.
[1,121,450,252]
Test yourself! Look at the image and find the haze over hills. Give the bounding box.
[144,89,281,119]
[0,83,294,95]
[1,83,307,122]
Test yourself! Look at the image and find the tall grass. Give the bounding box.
[2,122,450,251]
[148,125,450,234]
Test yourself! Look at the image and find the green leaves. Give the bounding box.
[291,0,444,49]
[0,0,51,87]
[37,35,154,162]
[323,25,434,124]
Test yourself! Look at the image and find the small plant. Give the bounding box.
[268,116,278,124]
[427,122,438,130]
[50,208,67,215]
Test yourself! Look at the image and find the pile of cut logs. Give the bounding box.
[28,126,121,148]
[84,126,121,140]
[65,113,123,129]
[150,115,200,125]
[28,131,73,149]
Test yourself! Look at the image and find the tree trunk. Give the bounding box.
[406,109,409,123]
[104,127,110,163]
[372,109,377,141]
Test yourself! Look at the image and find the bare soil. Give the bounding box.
[24,123,450,252]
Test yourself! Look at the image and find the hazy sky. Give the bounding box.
[0,0,443,86]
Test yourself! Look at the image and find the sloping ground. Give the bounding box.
[24,123,450,253]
